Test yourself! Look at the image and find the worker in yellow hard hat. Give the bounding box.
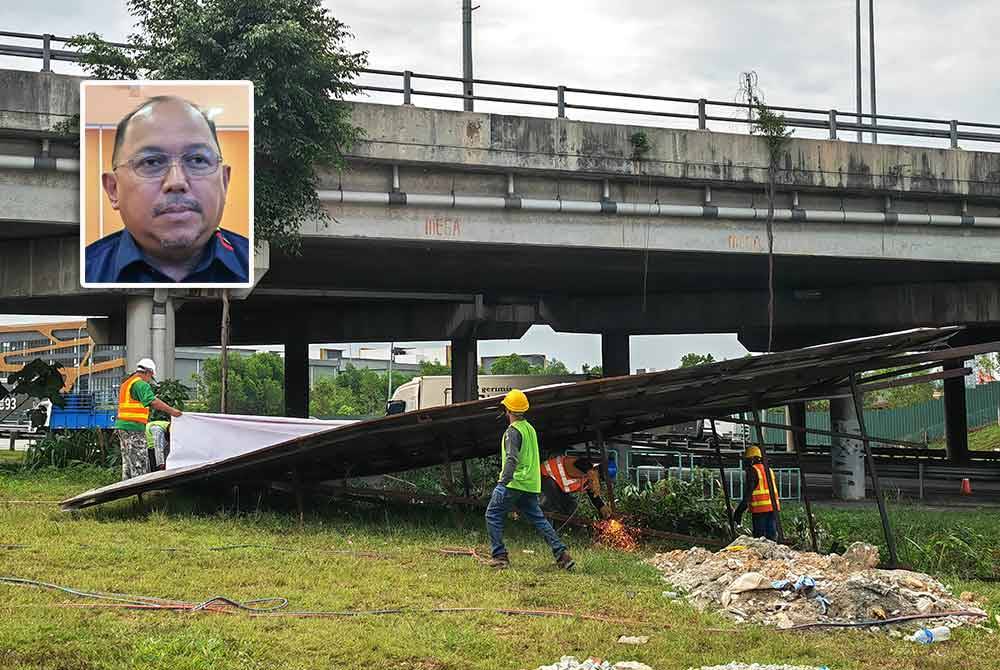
[733,445,781,541]
[484,389,574,570]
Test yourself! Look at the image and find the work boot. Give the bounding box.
[555,551,575,571]
[488,554,510,569]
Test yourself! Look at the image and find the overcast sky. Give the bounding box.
[1,1,996,371]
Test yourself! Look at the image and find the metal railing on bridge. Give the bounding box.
[4,29,1000,149]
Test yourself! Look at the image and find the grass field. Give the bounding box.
[1,466,999,670]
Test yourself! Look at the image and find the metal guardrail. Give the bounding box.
[4,30,1000,149]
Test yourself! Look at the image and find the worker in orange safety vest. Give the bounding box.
[539,454,613,519]
[733,445,781,540]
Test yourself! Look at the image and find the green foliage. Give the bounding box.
[51,113,80,136]
[629,130,652,160]
[864,367,938,409]
[488,354,571,376]
[615,476,730,538]
[22,429,117,471]
[581,363,603,377]
[310,364,414,417]
[976,353,999,379]
[67,0,367,252]
[418,359,451,376]
[385,456,501,498]
[679,353,716,368]
[2,359,67,408]
[150,379,190,421]
[193,352,284,415]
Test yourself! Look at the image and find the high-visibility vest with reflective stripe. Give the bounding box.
[749,463,780,513]
[542,456,587,493]
[117,374,150,425]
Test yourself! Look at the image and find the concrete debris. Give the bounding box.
[648,535,987,633]
[616,635,649,645]
[689,665,829,670]
[533,658,652,670]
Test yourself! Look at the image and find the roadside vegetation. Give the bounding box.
[2,467,998,670]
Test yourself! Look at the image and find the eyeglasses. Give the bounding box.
[114,150,223,180]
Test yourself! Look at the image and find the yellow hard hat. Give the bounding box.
[743,446,762,459]
[500,389,529,413]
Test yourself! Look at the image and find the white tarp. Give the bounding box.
[167,412,357,470]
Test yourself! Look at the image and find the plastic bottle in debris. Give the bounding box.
[910,626,952,644]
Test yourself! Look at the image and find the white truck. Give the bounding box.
[386,374,586,414]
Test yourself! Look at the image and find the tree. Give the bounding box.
[68,0,367,252]
[150,379,190,421]
[193,352,284,415]
[488,354,536,375]
[310,376,362,417]
[418,360,451,376]
[679,353,716,368]
[539,359,570,375]
[976,353,999,383]
[581,363,603,377]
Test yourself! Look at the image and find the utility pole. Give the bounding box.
[869,0,877,143]
[855,0,863,143]
[462,0,475,111]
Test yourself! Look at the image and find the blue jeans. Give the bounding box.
[485,484,567,559]
[752,511,778,541]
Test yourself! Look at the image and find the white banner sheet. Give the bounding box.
[167,412,357,470]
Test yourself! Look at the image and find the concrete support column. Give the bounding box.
[450,335,478,403]
[830,393,866,500]
[601,333,630,377]
[786,401,806,453]
[284,337,309,418]
[126,292,175,379]
[943,359,970,465]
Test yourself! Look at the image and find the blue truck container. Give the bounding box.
[48,393,116,430]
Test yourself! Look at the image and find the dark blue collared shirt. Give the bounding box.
[85,228,250,284]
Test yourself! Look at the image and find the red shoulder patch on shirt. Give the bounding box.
[216,230,234,252]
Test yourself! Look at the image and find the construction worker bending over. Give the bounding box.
[114,358,182,480]
[485,389,575,571]
[145,419,171,471]
[540,454,613,519]
[733,445,780,541]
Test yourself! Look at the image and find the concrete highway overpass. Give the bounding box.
[2,67,1000,452]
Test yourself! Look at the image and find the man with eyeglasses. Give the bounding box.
[85,95,250,284]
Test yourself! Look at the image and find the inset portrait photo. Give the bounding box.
[80,81,254,288]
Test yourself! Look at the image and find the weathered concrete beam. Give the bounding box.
[347,102,1000,199]
[319,203,1000,265]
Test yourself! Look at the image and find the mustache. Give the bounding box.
[153,196,203,216]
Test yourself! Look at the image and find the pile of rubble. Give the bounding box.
[648,536,988,632]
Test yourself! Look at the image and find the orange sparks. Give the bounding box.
[593,518,639,552]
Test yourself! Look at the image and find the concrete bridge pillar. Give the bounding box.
[601,333,630,377]
[830,393,866,500]
[284,336,309,418]
[786,401,806,453]
[450,335,478,403]
[125,291,175,379]
[943,359,970,465]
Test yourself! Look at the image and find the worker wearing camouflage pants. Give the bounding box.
[116,429,151,479]
[113,359,182,480]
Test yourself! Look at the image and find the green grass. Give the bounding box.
[1,469,998,670]
[0,450,25,466]
[930,423,1000,451]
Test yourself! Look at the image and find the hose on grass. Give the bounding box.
[0,577,288,612]
[2,575,685,627]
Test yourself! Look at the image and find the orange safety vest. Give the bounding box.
[117,374,150,425]
[541,456,587,493]
[749,463,780,513]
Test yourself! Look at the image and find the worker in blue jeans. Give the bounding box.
[485,389,574,570]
